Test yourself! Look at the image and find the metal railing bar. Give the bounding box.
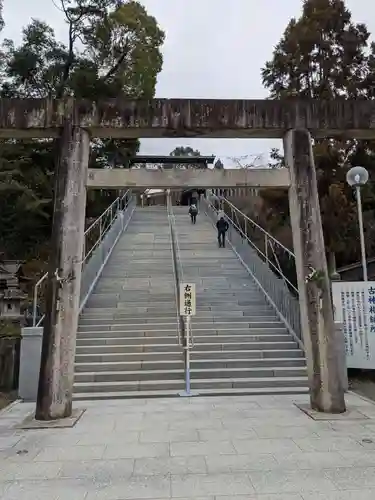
[221,197,295,258]
[166,192,184,347]
[78,201,136,313]
[203,193,302,344]
[227,239,304,350]
[32,190,132,327]
[208,196,299,294]
[32,272,48,326]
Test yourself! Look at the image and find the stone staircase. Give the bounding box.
[172,206,308,395]
[74,207,185,400]
[73,205,308,400]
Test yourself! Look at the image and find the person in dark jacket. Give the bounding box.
[189,204,198,224]
[216,216,229,247]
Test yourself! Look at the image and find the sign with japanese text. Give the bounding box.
[179,283,196,316]
[332,281,375,369]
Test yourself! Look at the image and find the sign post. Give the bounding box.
[332,281,375,369]
[179,283,196,396]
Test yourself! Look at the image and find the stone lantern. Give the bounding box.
[0,260,27,321]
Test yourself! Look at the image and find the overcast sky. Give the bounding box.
[2,0,375,165]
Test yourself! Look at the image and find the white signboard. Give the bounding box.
[332,281,375,369]
[179,283,196,316]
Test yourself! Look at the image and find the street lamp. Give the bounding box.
[346,166,369,281]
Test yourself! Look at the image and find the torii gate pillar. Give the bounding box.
[285,128,346,413]
[35,124,89,420]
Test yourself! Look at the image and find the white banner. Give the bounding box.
[332,281,375,369]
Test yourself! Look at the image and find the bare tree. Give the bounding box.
[0,0,4,32]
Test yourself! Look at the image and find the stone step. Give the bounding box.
[77,329,180,339]
[73,376,308,394]
[76,336,181,346]
[91,290,260,297]
[81,308,274,318]
[76,333,293,345]
[106,303,270,312]
[88,293,178,300]
[73,386,309,401]
[191,349,304,360]
[75,344,181,354]
[87,294,265,303]
[91,288,176,293]
[75,369,184,382]
[189,340,298,351]
[75,351,183,363]
[78,318,286,332]
[96,276,174,282]
[75,339,298,355]
[74,349,303,364]
[78,316,279,326]
[74,358,306,374]
[73,379,184,393]
[85,299,176,308]
[77,324,285,334]
[81,311,179,319]
[84,306,179,313]
[74,366,306,383]
[75,341,298,355]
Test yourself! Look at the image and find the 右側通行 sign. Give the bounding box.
[179,283,196,317]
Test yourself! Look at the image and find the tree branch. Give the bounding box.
[102,50,128,81]
[55,1,90,98]
[102,40,130,81]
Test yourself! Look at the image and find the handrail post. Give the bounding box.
[166,189,184,347]
[167,195,197,397]
[32,284,39,327]
[184,316,191,395]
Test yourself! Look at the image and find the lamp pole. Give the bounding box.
[355,184,368,282]
[346,166,369,282]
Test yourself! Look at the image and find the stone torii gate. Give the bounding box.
[2,98,371,420]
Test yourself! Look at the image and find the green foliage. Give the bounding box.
[0,140,54,259]
[0,319,21,339]
[214,159,224,170]
[170,146,201,157]
[1,1,164,100]
[0,0,165,263]
[262,0,370,99]
[261,0,375,267]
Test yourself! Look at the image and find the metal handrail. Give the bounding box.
[166,191,185,347]
[204,192,302,343]
[83,192,130,264]
[166,196,194,395]
[207,192,298,293]
[223,197,295,258]
[32,190,132,327]
[171,207,195,350]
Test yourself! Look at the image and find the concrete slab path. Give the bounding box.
[1,393,375,499]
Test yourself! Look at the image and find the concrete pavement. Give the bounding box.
[1,392,375,499]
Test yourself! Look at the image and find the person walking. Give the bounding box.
[216,215,229,247]
[189,204,198,224]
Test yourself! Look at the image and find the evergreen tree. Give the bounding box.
[0,0,165,261]
[170,146,201,157]
[260,0,375,268]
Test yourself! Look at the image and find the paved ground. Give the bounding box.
[1,393,375,499]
